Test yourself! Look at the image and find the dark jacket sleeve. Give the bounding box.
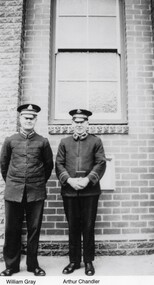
[0,137,12,182]
[87,137,106,186]
[42,138,54,182]
[55,140,70,185]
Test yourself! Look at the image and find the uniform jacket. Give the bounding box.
[56,134,106,197]
[0,131,53,202]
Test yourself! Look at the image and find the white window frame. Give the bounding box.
[49,0,127,126]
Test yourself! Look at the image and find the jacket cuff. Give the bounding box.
[87,171,99,186]
[59,171,70,186]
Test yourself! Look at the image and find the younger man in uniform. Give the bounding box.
[56,109,106,276]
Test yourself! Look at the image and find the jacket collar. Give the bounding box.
[19,128,35,139]
[73,132,88,141]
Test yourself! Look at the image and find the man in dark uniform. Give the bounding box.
[0,104,53,276]
[56,109,106,276]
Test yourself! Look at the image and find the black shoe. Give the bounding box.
[27,267,46,276]
[85,262,95,276]
[0,268,19,276]
[62,262,80,274]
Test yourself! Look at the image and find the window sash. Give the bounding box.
[55,52,122,121]
[56,0,120,51]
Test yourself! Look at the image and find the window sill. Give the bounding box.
[48,124,129,135]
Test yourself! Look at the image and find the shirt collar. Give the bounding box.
[20,128,35,139]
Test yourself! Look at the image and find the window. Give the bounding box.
[50,0,127,125]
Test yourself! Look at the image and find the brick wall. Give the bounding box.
[0,0,154,255]
[43,0,154,240]
[124,0,154,235]
[151,0,154,43]
[21,0,51,135]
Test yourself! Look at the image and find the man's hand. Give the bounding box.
[67,177,90,190]
[77,177,90,189]
[67,178,83,190]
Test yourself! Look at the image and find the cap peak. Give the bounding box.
[69,109,92,119]
[17,103,41,116]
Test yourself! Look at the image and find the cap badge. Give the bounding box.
[77,109,82,114]
[28,105,33,110]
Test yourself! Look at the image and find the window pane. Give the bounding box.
[59,0,87,15]
[59,0,117,16]
[58,17,87,48]
[89,17,117,48]
[88,0,116,15]
[56,53,87,80]
[89,53,118,80]
[55,82,87,118]
[89,82,119,115]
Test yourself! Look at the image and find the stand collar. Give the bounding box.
[19,128,35,139]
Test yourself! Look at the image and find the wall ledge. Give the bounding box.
[48,124,129,135]
[0,234,154,258]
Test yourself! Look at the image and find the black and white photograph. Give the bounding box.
[0,1,154,285]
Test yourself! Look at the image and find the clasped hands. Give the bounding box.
[67,177,90,191]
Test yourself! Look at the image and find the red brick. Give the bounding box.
[112,222,129,228]
[130,222,147,227]
[97,208,112,214]
[42,222,55,228]
[122,215,139,221]
[48,202,63,208]
[113,208,131,214]
[43,208,56,215]
[131,208,148,214]
[140,201,154,207]
[47,216,64,222]
[122,187,139,193]
[103,229,121,235]
[103,201,121,208]
[46,230,65,235]
[121,201,139,207]
[103,215,121,221]
[132,194,149,200]
[122,229,140,234]
[141,214,154,220]
[95,222,111,228]
[56,222,69,229]
[113,194,131,200]
[141,228,154,233]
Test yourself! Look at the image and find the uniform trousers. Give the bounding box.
[63,195,99,264]
[3,192,44,271]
